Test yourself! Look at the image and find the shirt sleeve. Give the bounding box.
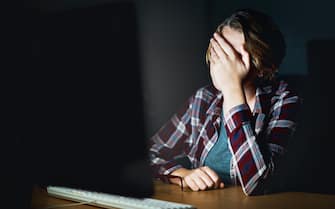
[224,91,300,196]
[149,95,194,180]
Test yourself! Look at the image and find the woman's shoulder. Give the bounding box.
[274,79,299,97]
[260,79,300,103]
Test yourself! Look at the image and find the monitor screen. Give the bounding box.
[16,2,153,201]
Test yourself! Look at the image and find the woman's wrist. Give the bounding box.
[221,84,246,115]
[220,82,243,95]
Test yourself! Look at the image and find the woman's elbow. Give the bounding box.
[242,179,268,196]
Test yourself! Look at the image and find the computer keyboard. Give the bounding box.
[47,186,196,209]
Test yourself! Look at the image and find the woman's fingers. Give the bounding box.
[200,166,222,189]
[210,46,218,64]
[180,166,225,191]
[184,175,200,191]
[240,46,250,69]
[183,170,210,191]
[189,170,208,190]
[183,167,224,191]
[210,38,227,61]
[210,32,238,63]
[184,176,200,191]
[213,32,235,58]
[195,169,215,189]
[184,173,208,191]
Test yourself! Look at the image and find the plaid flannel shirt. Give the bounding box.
[149,80,300,195]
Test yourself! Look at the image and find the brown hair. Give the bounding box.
[206,9,286,81]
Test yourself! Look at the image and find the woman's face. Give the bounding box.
[210,26,253,91]
[220,26,249,69]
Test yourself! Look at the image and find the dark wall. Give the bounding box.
[136,0,210,136]
[208,0,335,75]
[275,40,335,194]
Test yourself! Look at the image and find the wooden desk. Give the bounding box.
[32,181,335,209]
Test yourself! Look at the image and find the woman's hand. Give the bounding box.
[170,167,224,191]
[209,32,250,94]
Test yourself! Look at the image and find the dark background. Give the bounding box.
[3,0,335,208]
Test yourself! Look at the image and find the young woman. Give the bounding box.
[149,9,300,196]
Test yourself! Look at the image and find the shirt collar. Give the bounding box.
[206,92,223,116]
[254,84,273,114]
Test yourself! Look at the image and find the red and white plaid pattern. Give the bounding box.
[149,80,300,195]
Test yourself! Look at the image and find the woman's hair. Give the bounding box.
[206,9,286,81]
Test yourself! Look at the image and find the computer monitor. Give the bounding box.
[12,2,153,207]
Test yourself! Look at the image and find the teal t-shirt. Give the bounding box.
[204,117,232,184]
